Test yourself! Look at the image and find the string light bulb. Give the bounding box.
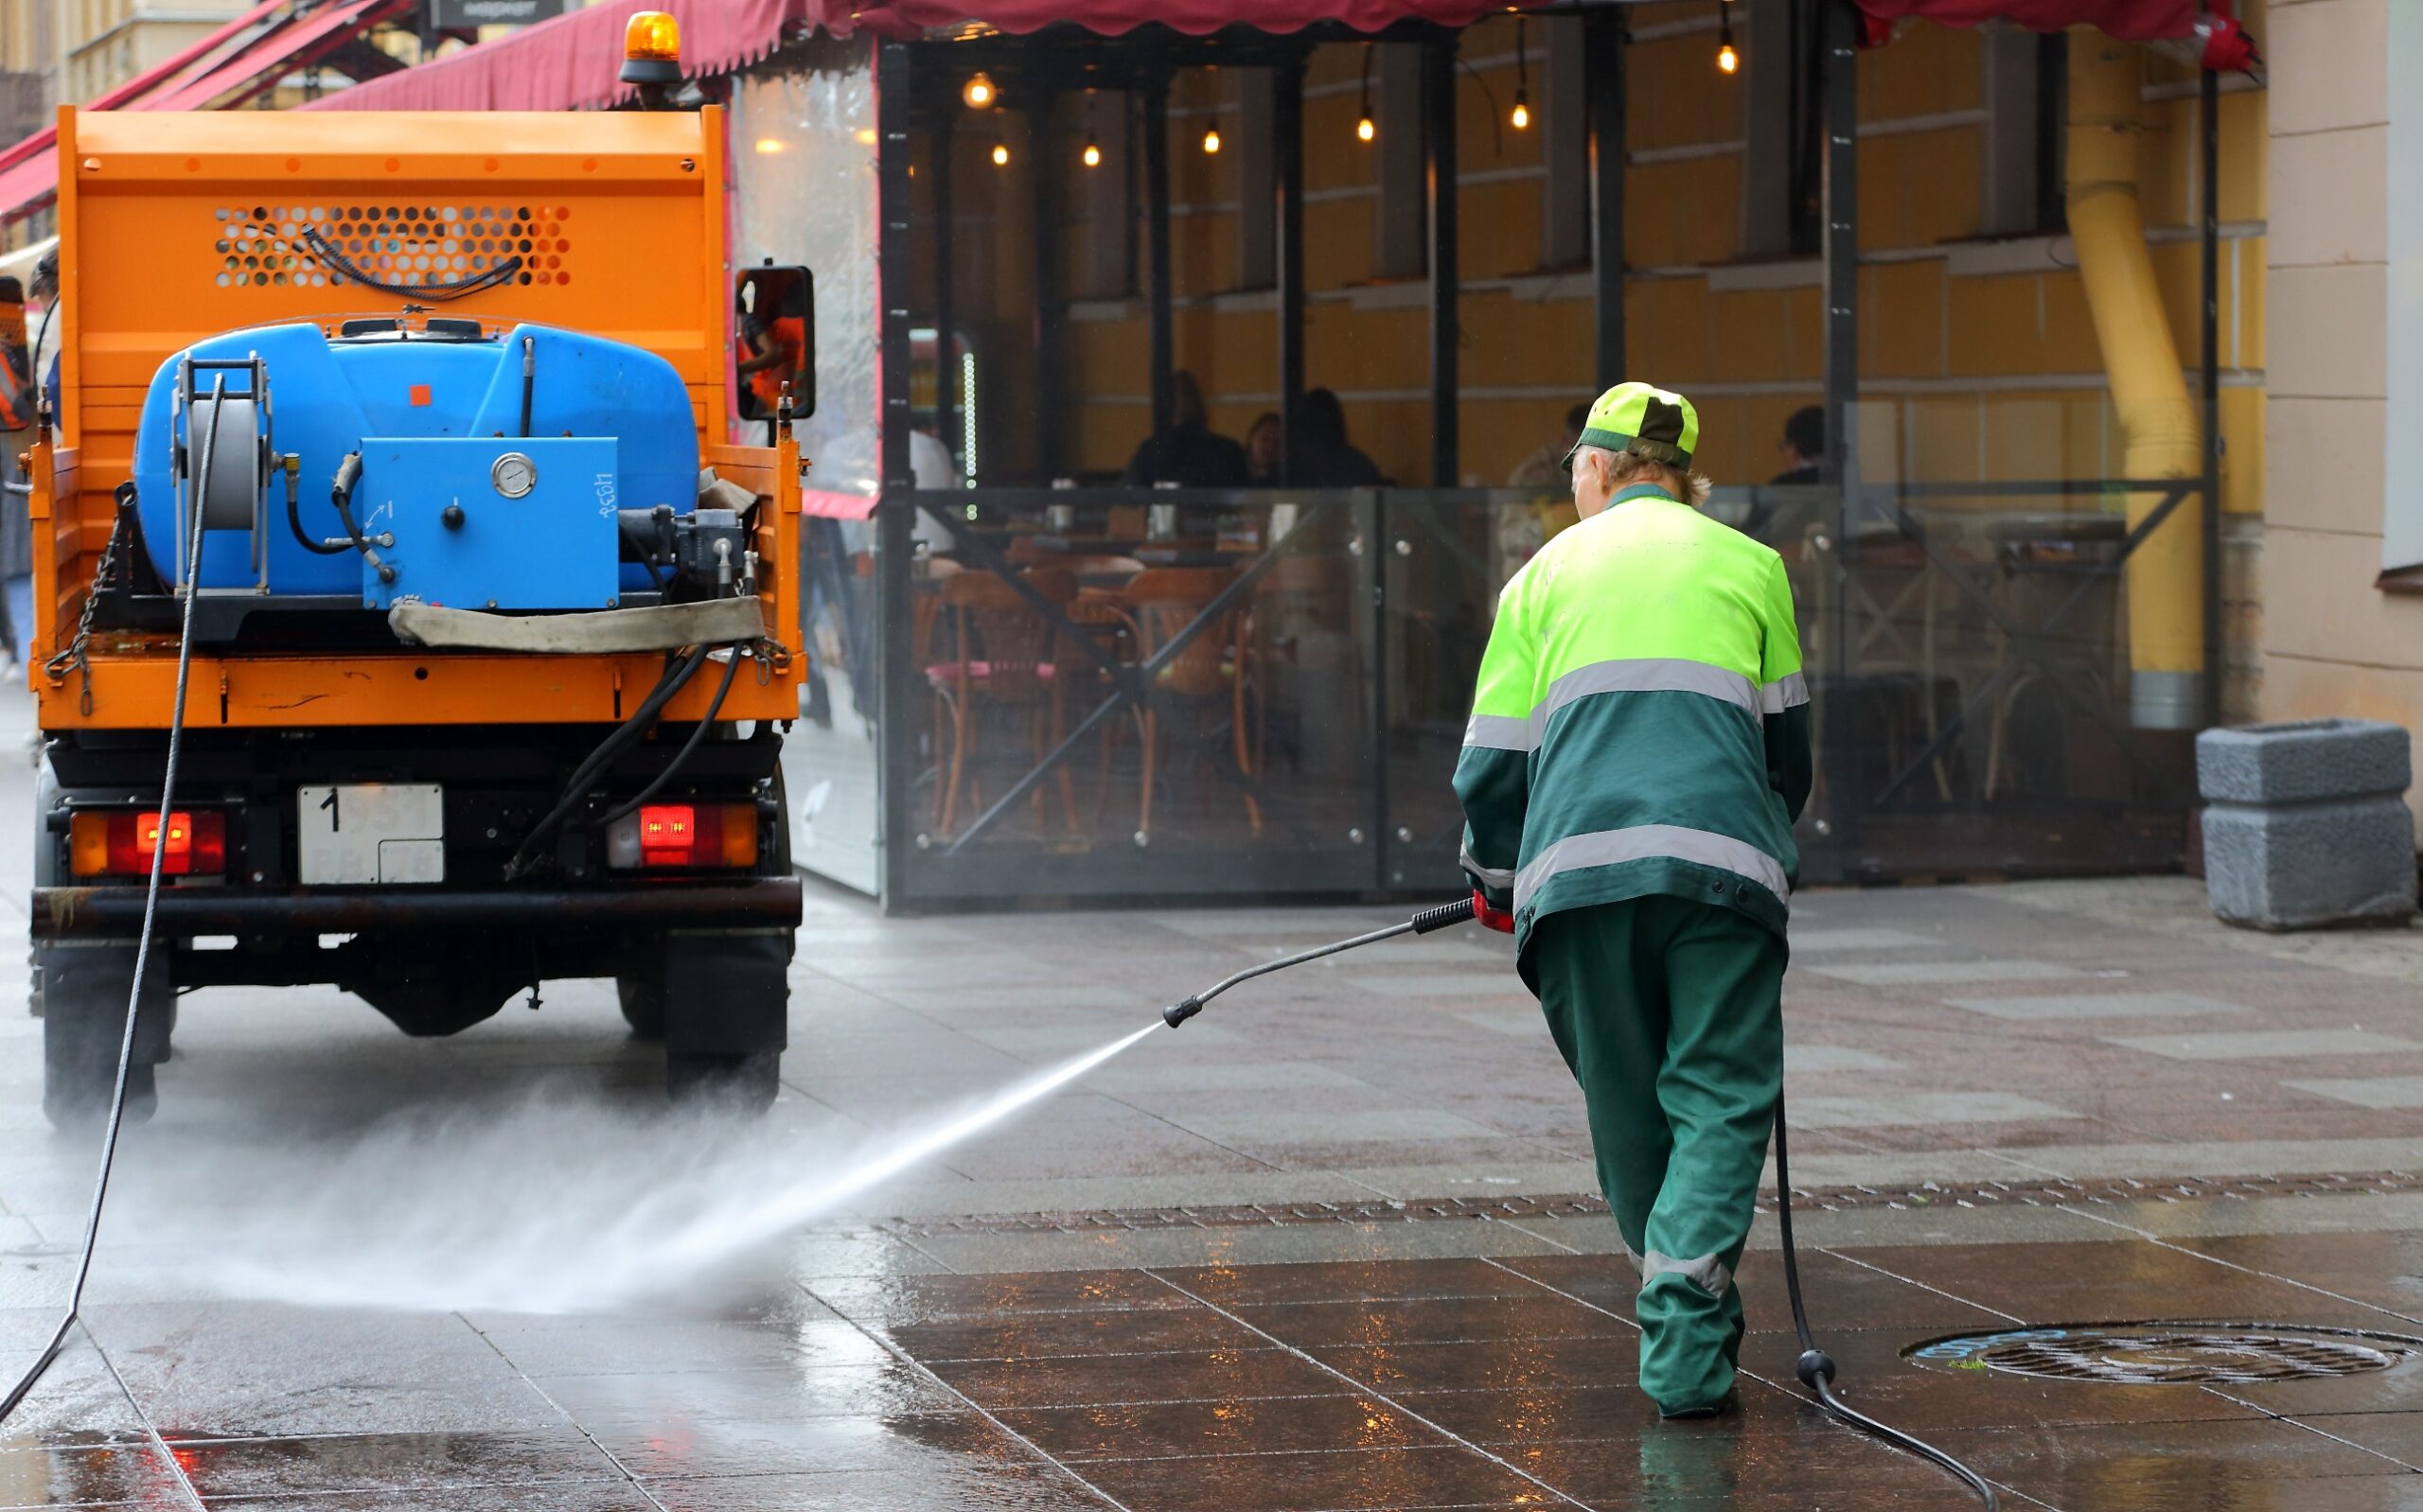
[1202,125,1221,154]
[1355,45,1376,144]
[1716,4,1738,74]
[1083,139,1102,168]
[963,71,996,110]
[990,139,1010,167]
[1511,20,1530,131]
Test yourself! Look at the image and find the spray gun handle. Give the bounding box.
[1407,896,1477,935]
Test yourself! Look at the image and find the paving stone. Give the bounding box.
[1784,1093,2080,1129]
[1806,959,2083,986]
[2104,1029,2423,1061]
[1943,990,2246,1021]
[2287,1077,2423,1110]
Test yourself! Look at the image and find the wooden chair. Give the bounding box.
[927,568,1078,837]
[1122,567,1258,841]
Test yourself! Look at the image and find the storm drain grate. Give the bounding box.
[1907,1327,2407,1384]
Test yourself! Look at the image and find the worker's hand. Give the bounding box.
[1472,889,1516,935]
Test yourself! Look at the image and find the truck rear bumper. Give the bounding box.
[30,878,805,940]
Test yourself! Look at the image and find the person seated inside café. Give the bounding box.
[1123,370,1249,487]
[1288,387,1384,487]
[1245,411,1282,486]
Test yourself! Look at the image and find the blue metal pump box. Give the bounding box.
[358,437,621,611]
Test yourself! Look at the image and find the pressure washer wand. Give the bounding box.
[1161,897,1476,1029]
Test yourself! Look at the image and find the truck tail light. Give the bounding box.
[605,802,758,871]
[69,810,227,879]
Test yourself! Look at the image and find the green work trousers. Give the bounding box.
[1525,894,1785,1414]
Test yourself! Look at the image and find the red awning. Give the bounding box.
[311,0,1538,114]
[142,0,413,114]
[0,0,414,225]
[846,0,1534,34]
[310,0,820,113]
[1853,0,2196,41]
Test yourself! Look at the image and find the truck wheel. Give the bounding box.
[666,1050,781,1113]
[617,976,667,1041]
[38,945,169,1133]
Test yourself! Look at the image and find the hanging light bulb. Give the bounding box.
[1716,3,1739,74]
[1202,124,1221,154]
[1083,139,1102,168]
[990,139,1010,167]
[963,71,997,110]
[1356,45,1376,144]
[1510,20,1530,131]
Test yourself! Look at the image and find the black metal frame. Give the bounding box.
[838,2,2225,908]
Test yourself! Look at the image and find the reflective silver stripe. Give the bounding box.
[1544,658,1760,721]
[1644,1250,1732,1299]
[1467,659,1760,752]
[1619,1237,1646,1277]
[1760,671,1810,713]
[1459,847,1516,889]
[1461,712,1537,752]
[1513,824,1791,912]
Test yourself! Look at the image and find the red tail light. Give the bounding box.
[69,809,227,878]
[606,802,759,870]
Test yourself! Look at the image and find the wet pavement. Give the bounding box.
[3,685,2423,1505]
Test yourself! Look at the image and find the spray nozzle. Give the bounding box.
[1161,996,1203,1029]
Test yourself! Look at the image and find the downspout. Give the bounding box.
[2066,29,2204,730]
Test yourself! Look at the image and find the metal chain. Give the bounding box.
[43,507,131,717]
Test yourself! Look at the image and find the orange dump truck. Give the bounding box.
[26,93,814,1125]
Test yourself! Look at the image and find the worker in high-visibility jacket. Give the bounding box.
[1455,381,1812,1417]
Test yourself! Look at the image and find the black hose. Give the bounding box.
[285,459,349,555]
[600,645,745,826]
[1774,1091,2001,1508]
[328,453,394,583]
[300,227,522,303]
[506,645,710,876]
[1,379,221,1429]
[518,336,535,439]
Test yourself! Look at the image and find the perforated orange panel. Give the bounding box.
[210,201,577,290]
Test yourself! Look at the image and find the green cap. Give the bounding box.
[1563,381,1700,469]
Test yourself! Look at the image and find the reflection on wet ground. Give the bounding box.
[12,1230,2423,1508]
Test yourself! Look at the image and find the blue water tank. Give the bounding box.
[130,321,699,597]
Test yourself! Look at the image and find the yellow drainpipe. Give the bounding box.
[2066,28,2204,730]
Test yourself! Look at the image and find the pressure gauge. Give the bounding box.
[490,451,539,500]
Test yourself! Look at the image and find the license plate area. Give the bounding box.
[297,783,445,885]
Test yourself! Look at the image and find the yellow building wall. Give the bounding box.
[1050,9,2265,528]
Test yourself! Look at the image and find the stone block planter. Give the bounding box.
[2197,718,2416,930]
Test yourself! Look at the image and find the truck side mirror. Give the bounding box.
[734,264,815,424]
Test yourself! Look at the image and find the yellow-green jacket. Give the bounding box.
[1454,483,1813,948]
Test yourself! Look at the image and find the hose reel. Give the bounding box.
[169,354,274,592]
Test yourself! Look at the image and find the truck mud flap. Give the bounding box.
[662,929,790,1057]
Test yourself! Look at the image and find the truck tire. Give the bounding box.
[38,945,169,1133]
[617,976,667,1041]
[666,1050,780,1113]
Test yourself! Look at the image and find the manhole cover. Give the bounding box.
[1906,1326,2408,1384]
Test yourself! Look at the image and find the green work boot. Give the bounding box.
[1638,1270,1746,1415]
